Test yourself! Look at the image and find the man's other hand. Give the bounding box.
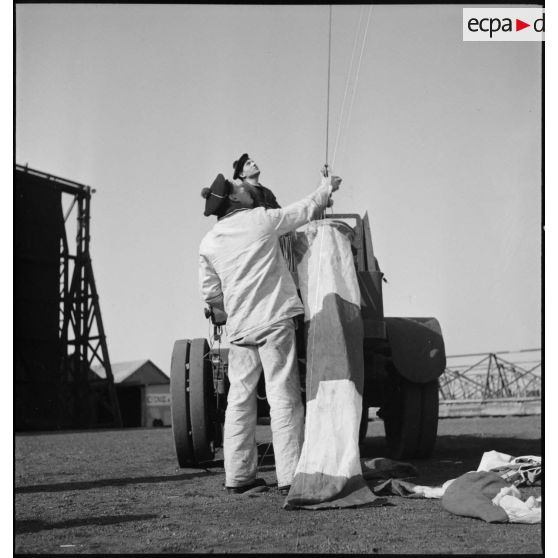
[212,307,228,326]
[205,303,228,326]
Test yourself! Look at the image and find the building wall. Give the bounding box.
[144,384,171,427]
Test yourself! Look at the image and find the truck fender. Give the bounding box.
[385,317,446,383]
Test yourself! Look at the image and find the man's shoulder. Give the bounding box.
[230,207,267,219]
[199,227,217,252]
[201,208,269,240]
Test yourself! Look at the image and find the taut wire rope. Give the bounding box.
[320,4,333,221]
[330,6,364,170]
[295,5,334,549]
[333,4,373,170]
[324,3,333,178]
[294,6,372,540]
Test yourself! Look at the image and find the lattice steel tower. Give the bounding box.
[15,165,122,429]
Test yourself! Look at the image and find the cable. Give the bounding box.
[325,4,333,175]
[295,11,333,535]
[335,4,372,169]
[331,6,364,169]
[294,7,375,526]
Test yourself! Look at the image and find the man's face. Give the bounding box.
[231,184,255,208]
[241,158,260,180]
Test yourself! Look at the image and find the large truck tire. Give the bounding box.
[383,379,422,459]
[188,338,215,464]
[415,380,439,458]
[170,339,194,467]
[382,378,439,459]
[170,338,215,467]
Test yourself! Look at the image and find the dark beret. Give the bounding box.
[232,153,249,180]
[201,174,232,217]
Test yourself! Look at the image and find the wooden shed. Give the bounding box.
[92,360,170,428]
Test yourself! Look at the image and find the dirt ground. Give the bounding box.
[15,416,542,554]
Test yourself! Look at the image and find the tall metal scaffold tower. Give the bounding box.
[15,164,122,429]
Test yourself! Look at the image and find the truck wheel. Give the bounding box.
[382,378,439,459]
[188,338,215,464]
[170,338,215,467]
[383,379,421,459]
[170,340,194,467]
[415,380,439,458]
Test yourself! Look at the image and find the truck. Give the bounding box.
[170,213,446,466]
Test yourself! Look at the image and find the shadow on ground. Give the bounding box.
[15,514,158,534]
[15,470,215,494]
[16,443,278,494]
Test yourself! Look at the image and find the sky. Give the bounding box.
[15,4,542,376]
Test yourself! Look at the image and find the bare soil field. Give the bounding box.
[15,416,541,554]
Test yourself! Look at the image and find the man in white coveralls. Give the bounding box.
[199,170,341,494]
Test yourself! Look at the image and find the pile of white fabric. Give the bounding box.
[378,450,542,524]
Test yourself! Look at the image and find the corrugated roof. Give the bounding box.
[92,359,169,384]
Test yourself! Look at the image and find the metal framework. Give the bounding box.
[439,349,541,401]
[16,164,122,428]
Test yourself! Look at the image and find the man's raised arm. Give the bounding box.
[266,174,342,236]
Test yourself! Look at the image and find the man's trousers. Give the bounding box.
[224,317,304,488]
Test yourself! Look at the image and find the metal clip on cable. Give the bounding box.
[320,164,329,220]
[214,325,222,343]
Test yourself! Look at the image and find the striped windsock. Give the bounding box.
[285,220,384,510]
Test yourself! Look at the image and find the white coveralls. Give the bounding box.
[199,181,332,488]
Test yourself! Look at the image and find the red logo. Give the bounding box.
[516,19,530,31]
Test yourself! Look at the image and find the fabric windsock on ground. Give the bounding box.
[284,220,384,510]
